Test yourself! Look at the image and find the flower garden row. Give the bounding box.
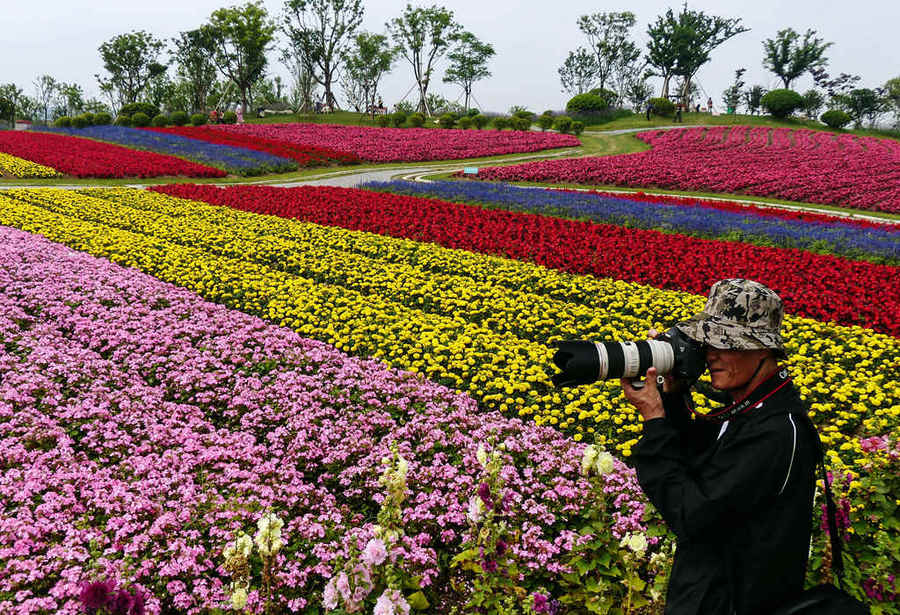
[0,226,656,613]
[362,180,900,265]
[0,152,61,179]
[0,188,897,612]
[155,184,900,336]
[472,126,900,213]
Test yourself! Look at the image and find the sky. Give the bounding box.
[1,0,897,114]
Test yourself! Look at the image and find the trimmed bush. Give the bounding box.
[472,114,490,129]
[391,111,407,128]
[222,111,237,124]
[493,116,510,130]
[589,88,619,106]
[53,116,72,128]
[151,114,169,127]
[114,115,131,127]
[510,116,532,131]
[572,120,585,136]
[761,89,803,119]
[537,112,555,131]
[466,108,480,117]
[190,113,207,126]
[511,109,535,121]
[438,113,456,129]
[552,115,573,134]
[81,113,96,125]
[375,114,391,127]
[70,114,91,128]
[120,102,159,119]
[131,112,151,127]
[93,112,112,125]
[458,116,474,129]
[821,109,852,130]
[170,111,189,126]
[566,93,608,114]
[648,97,674,117]
[407,112,425,128]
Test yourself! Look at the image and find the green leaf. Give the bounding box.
[407,591,430,610]
[450,548,479,567]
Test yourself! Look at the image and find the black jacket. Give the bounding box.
[631,371,819,615]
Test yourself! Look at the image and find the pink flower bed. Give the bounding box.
[473,126,900,213]
[209,123,580,162]
[0,225,648,614]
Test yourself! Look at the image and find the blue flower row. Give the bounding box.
[38,126,297,176]
[360,180,900,264]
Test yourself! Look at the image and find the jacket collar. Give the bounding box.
[696,368,793,423]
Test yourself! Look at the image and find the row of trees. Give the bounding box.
[0,1,497,125]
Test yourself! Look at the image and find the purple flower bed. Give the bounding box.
[0,226,652,614]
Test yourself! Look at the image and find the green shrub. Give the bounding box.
[393,101,415,114]
[537,112,555,131]
[511,109,535,121]
[391,111,407,128]
[572,120,585,136]
[93,112,112,125]
[53,116,72,128]
[648,97,674,117]
[821,109,852,129]
[438,113,457,129]
[493,116,510,130]
[407,112,425,128]
[131,112,151,127]
[589,88,619,107]
[472,114,490,129]
[82,113,96,125]
[170,111,189,126]
[70,114,91,128]
[761,88,803,119]
[552,115,573,133]
[466,108,480,117]
[510,116,532,131]
[114,115,131,126]
[222,110,237,124]
[375,114,391,127]
[151,114,168,127]
[566,93,608,114]
[190,113,207,126]
[458,116,474,129]
[120,102,159,119]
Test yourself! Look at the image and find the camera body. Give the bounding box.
[551,327,706,387]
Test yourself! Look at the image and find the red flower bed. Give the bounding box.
[153,184,900,336]
[0,131,225,178]
[473,126,900,213]
[144,126,361,166]
[207,122,580,162]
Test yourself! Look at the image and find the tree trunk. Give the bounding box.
[661,75,671,99]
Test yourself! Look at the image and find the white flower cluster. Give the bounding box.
[619,532,648,554]
[255,512,284,557]
[581,444,615,477]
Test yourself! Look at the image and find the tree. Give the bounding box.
[443,31,494,111]
[282,0,364,112]
[623,72,654,112]
[883,76,900,125]
[58,82,85,117]
[743,85,766,115]
[812,69,862,111]
[801,89,824,119]
[280,40,318,113]
[846,88,888,128]
[645,9,679,99]
[33,75,58,123]
[576,12,640,94]
[762,28,832,89]
[387,4,461,115]
[721,68,746,112]
[97,31,166,106]
[172,27,219,113]
[558,48,598,95]
[342,32,396,116]
[0,84,24,125]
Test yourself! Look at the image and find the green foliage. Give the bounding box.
[558,47,599,97]
[393,100,415,115]
[553,115,574,133]
[81,112,96,125]
[821,108,851,129]
[761,88,804,118]
[567,93,608,114]
[802,89,825,118]
[572,120,585,136]
[438,113,457,129]
[375,114,391,127]
[510,106,535,120]
[342,31,397,117]
[509,116,531,131]
[763,28,833,89]
[169,110,189,126]
[190,112,207,126]
[472,114,489,129]
[114,114,131,126]
[96,30,166,105]
[93,112,112,125]
[537,112,555,131]
[70,114,93,128]
[576,12,639,94]
[492,116,510,130]
[172,27,218,115]
[391,111,407,128]
[466,108,479,117]
[744,85,766,115]
[845,88,889,128]
[443,30,495,111]
[458,116,473,129]
[130,112,150,127]
[53,116,72,128]
[406,112,425,128]
[588,88,619,107]
[120,102,160,118]
[222,110,238,124]
[648,97,674,117]
[151,114,168,127]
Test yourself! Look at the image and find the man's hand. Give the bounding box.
[621,367,666,421]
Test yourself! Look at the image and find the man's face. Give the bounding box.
[705,347,771,392]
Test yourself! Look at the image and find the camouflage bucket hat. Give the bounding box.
[675,279,786,357]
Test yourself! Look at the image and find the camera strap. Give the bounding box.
[693,368,792,422]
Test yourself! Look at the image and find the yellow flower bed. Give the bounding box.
[0,152,61,178]
[0,188,896,465]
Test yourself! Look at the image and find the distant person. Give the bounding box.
[209,109,218,124]
[707,97,714,113]
[236,107,243,124]
[646,101,654,121]
[675,104,683,123]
